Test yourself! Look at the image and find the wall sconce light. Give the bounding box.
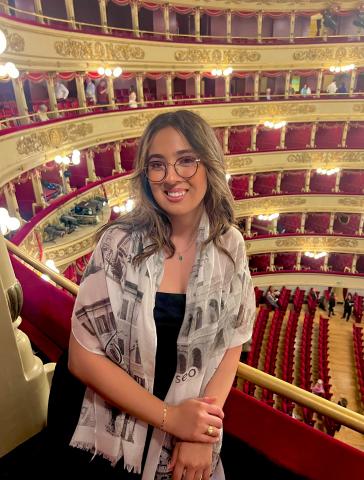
[97,66,123,78]
[329,64,355,73]
[257,213,279,221]
[304,251,327,259]
[316,167,340,175]
[211,67,233,77]
[113,198,135,214]
[263,121,287,129]
[0,62,20,79]
[0,207,20,235]
[55,150,81,166]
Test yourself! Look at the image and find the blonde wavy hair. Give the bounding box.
[105,110,236,266]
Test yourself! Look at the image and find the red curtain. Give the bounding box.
[121,139,138,171]
[275,253,297,270]
[228,128,251,153]
[301,254,324,271]
[170,5,193,14]
[232,11,257,18]
[253,172,278,195]
[346,124,364,148]
[202,9,226,16]
[280,171,306,194]
[333,213,361,235]
[21,72,48,83]
[305,213,330,234]
[249,254,270,272]
[110,0,130,5]
[309,170,337,193]
[256,128,281,151]
[230,175,249,199]
[140,2,161,11]
[285,124,312,149]
[340,170,364,195]
[94,149,115,178]
[277,213,302,233]
[63,264,78,283]
[328,253,353,273]
[315,123,344,149]
[57,72,77,81]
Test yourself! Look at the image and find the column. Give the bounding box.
[225,74,231,102]
[98,0,109,34]
[12,78,30,125]
[33,0,45,24]
[0,0,11,15]
[136,74,145,107]
[246,217,252,237]
[31,170,47,210]
[271,218,278,235]
[295,252,302,270]
[323,254,329,272]
[75,73,87,112]
[304,170,311,192]
[275,171,282,193]
[279,124,287,149]
[352,254,358,273]
[166,73,173,105]
[226,10,232,43]
[65,0,76,29]
[223,127,229,154]
[86,150,97,183]
[257,11,263,44]
[284,71,291,99]
[341,121,349,148]
[59,165,71,194]
[289,11,296,43]
[106,76,116,110]
[163,4,171,40]
[3,183,21,222]
[328,212,335,234]
[357,214,364,235]
[250,125,257,151]
[131,1,140,38]
[248,174,254,196]
[349,69,357,97]
[112,142,124,174]
[334,170,341,192]
[194,7,201,42]
[195,73,201,102]
[300,213,306,233]
[269,253,275,271]
[254,72,260,101]
[316,70,323,98]
[46,75,59,117]
[309,123,317,148]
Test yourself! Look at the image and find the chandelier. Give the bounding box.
[55,150,81,166]
[211,67,233,77]
[97,66,122,78]
[0,207,20,235]
[263,121,287,129]
[304,251,327,259]
[329,64,355,73]
[316,167,340,176]
[257,213,279,221]
[0,61,20,79]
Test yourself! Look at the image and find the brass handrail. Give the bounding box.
[5,238,79,296]
[237,362,364,434]
[0,2,362,44]
[5,236,364,434]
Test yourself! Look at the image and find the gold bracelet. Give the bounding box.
[160,403,168,431]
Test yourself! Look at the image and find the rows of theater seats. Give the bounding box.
[353,326,364,408]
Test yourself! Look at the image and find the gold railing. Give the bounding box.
[5,235,364,436]
[0,2,362,45]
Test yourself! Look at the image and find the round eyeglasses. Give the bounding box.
[145,156,201,183]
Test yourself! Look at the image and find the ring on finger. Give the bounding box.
[206,425,215,436]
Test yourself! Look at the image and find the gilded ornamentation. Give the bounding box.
[54,40,145,61]
[16,123,93,156]
[225,155,253,170]
[45,237,96,262]
[353,104,364,113]
[174,48,260,64]
[293,46,364,62]
[3,28,25,53]
[232,104,316,118]
[287,151,364,166]
[275,237,358,250]
[338,197,364,208]
[236,196,306,215]
[122,112,158,129]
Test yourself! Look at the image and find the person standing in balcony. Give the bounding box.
[342,293,354,321]
[97,79,109,106]
[48,110,255,479]
[326,80,337,95]
[36,104,49,122]
[85,77,96,104]
[129,85,138,108]
[55,81,69,101]
[337,82,347,95]
[266,87,272,100]
[328,291,336,317]
[300,83,311,97]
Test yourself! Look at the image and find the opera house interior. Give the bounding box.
[1,0,364,478]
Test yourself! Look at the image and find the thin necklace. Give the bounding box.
[175,230,198,262]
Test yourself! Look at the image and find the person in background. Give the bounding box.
[128,85,138,108]
[36,104,49,122]
[342,293,354,322]
[311,379,325,396]
[300,83,311,97]
[85,78,96,104]
[328,291,336,317]
[337,82,347,94]
[266,286,279,309]
[55,81,69,101]
[97,79,109,106]
[266,87,272,100]
[288,84,296,96]
[326,80,337,95]
[47,110,255,479]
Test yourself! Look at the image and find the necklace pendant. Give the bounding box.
[178,254,183,261]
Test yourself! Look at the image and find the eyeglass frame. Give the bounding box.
[144,156,201,183]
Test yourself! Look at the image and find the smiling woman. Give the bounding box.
[47,110,256,480]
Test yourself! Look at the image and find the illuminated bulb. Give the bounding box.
[0,207,9,219]
[71,150,81,165]
[0,30,7,55]
[335,66,341,73]
[113,67,122,77]
[55,155,63,164]
[226,173,231,182]
[97,67,105,75]
[72,156,80,165]
[125,198,135,212]
[113,206,120,213]
[105,68,112,77]
[63,156,70,165]
[216,69,222,76]
[45,259,59,273]
[9,67,19,79]
[7,217,20,231]
[0,65,7,77]
[211,69,217,76]
[329,66,335,72]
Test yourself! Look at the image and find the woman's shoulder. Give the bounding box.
[221,225,245,249]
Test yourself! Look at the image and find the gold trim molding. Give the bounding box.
[174,48,260,63]
[3,28,25,53]
[245,235,361,255]
[235,194,364,217]
[232,104,316,119]
[252,272,364,289]
[54,39,145,62]
[293,46,364,63]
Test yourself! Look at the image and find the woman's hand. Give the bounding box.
[169,441,213,480]
[166,397,223,444]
